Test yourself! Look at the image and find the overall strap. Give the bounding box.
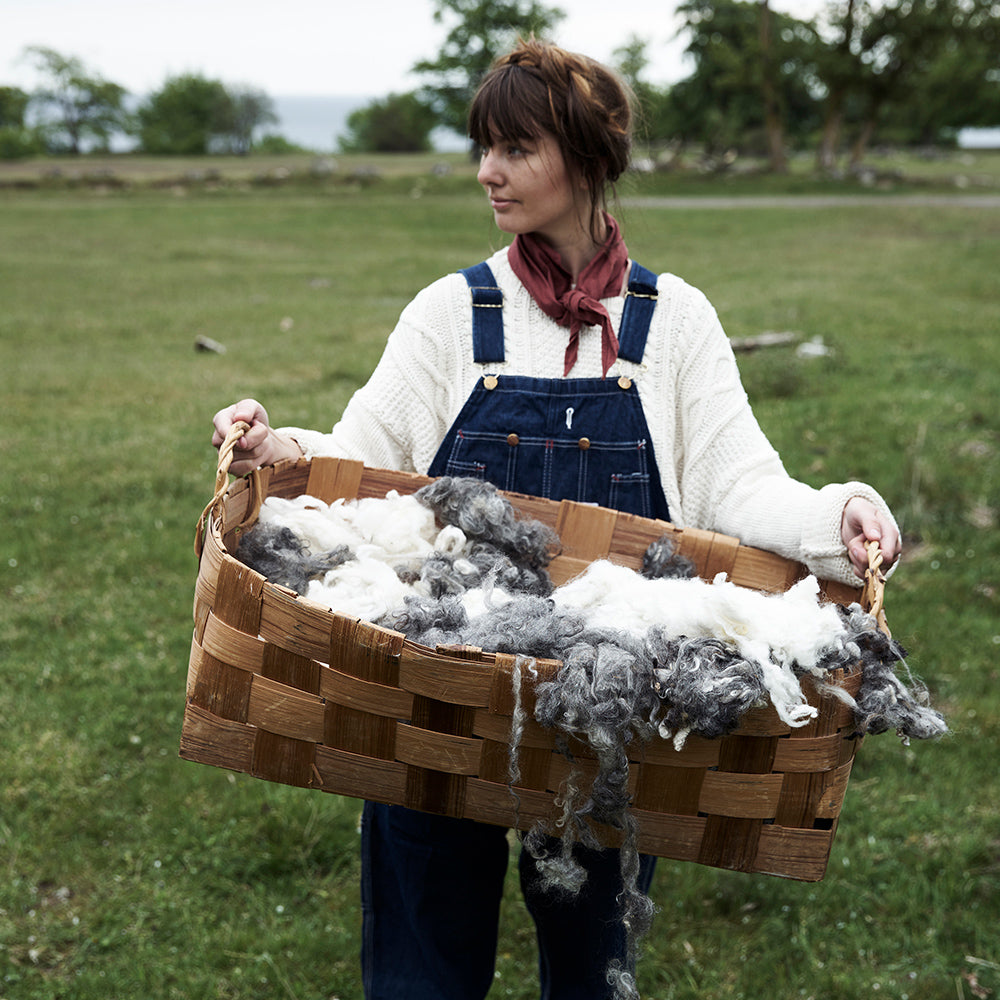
[460,262,505,364]
[616,262,659,364]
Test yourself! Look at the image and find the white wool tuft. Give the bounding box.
[306,555,412,623]
[553,562,844,669]
[552,561,848,727]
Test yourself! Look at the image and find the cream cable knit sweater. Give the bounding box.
[283,247,893,586]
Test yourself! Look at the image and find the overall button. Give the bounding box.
[578,437,591,450]
[617,375,632,390]
[483,375,499,390]
[507,433,519,446]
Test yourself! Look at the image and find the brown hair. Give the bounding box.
[468,39,634,238]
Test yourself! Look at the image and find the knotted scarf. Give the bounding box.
[508,215,629,377]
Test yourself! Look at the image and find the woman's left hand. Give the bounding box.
[841,496,901,579]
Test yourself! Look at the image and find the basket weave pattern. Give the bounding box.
[182,455,869,882]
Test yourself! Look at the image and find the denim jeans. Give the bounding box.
[361,802,657,1000]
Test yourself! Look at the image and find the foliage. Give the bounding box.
[134,76,281,155]
[0,85,43,159]
[0,85,31,128]
[22,46,129,154]
[339,91,438,153]
[667,0,820,159]
[611,35,675,147]
[219,85,279,155]
[813,0,1000,169]
[252,133,311,155]
[414,0,565,139]
[0,177,998,999]
[136,74,232,155]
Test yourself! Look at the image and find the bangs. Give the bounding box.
[467,64,552,147]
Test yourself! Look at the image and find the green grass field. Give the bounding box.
[1,161,998,999]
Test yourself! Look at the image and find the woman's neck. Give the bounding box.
[538,213,608,282]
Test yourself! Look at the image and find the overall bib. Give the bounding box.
[361,261,668,1000]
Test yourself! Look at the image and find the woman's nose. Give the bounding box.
[477,147,502,187]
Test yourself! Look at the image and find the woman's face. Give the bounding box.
[477,131,589,249]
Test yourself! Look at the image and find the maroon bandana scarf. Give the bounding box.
[508,214,630,377]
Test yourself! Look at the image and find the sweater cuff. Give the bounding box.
[800,481,899,587]
[277,426,335,461]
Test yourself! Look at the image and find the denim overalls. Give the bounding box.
[361,260,668,1000]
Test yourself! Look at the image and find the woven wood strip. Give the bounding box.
[772,734,853,773]
[631,811,706,862]
[639,735,721,768]
[547,556,592,586]
[247,673,326,742]
[201,611,265,673]
[187,634,204,698]
[251,730,315,787]
[731,705,791,737]
[180,703,255,772]
[320,663,413,719]
[607,514,678,572]
[633,764,705,814]
[398,645,495,706]
[556,500,619,561]
[462,778,556,829]
[259,583,337,661]
[312,745,407,802]
[189,651,253,723]
[473,708,554,750]
[812,759,854,820]
[306,455,364,504]
[698,771,786,819]
[213,557,265,635]
[395,723,483,775]
[755,826,837,882]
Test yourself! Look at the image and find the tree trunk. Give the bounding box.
[850,114,879,169]
[816,0,856,176]
[816,95,845,175]
[758,0,788,174]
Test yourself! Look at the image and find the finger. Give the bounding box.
[233,398,268,427]
[847,535,869,578]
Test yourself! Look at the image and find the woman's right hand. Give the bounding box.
[212,398,303,477]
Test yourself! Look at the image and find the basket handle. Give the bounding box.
[861,539,891,637]
[194,421,260,557]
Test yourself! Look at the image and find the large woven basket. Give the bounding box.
[182,430,888,882]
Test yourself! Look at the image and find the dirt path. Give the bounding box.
[624,194,1000,209]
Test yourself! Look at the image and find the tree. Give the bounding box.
[414,0,565,140]
[758,0,788,173]
[868,0,1000,147]
[23,46,129,154]
[668,0,819,168]
[0,85,42,159]
[812,0,1000,168]
[136,74,231,154]
[611,35,673,146]
[218,86,279,155]
[0,86,30,128]
[812,0,861,174]
[892,3,1000,142]
[340,92,438,153]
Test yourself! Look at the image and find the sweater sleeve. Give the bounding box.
[280,273,474,473]
[665,283,897,587]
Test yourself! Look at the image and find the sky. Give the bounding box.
[4,0,826,99]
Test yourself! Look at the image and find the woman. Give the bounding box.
[213,39,900,1000]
